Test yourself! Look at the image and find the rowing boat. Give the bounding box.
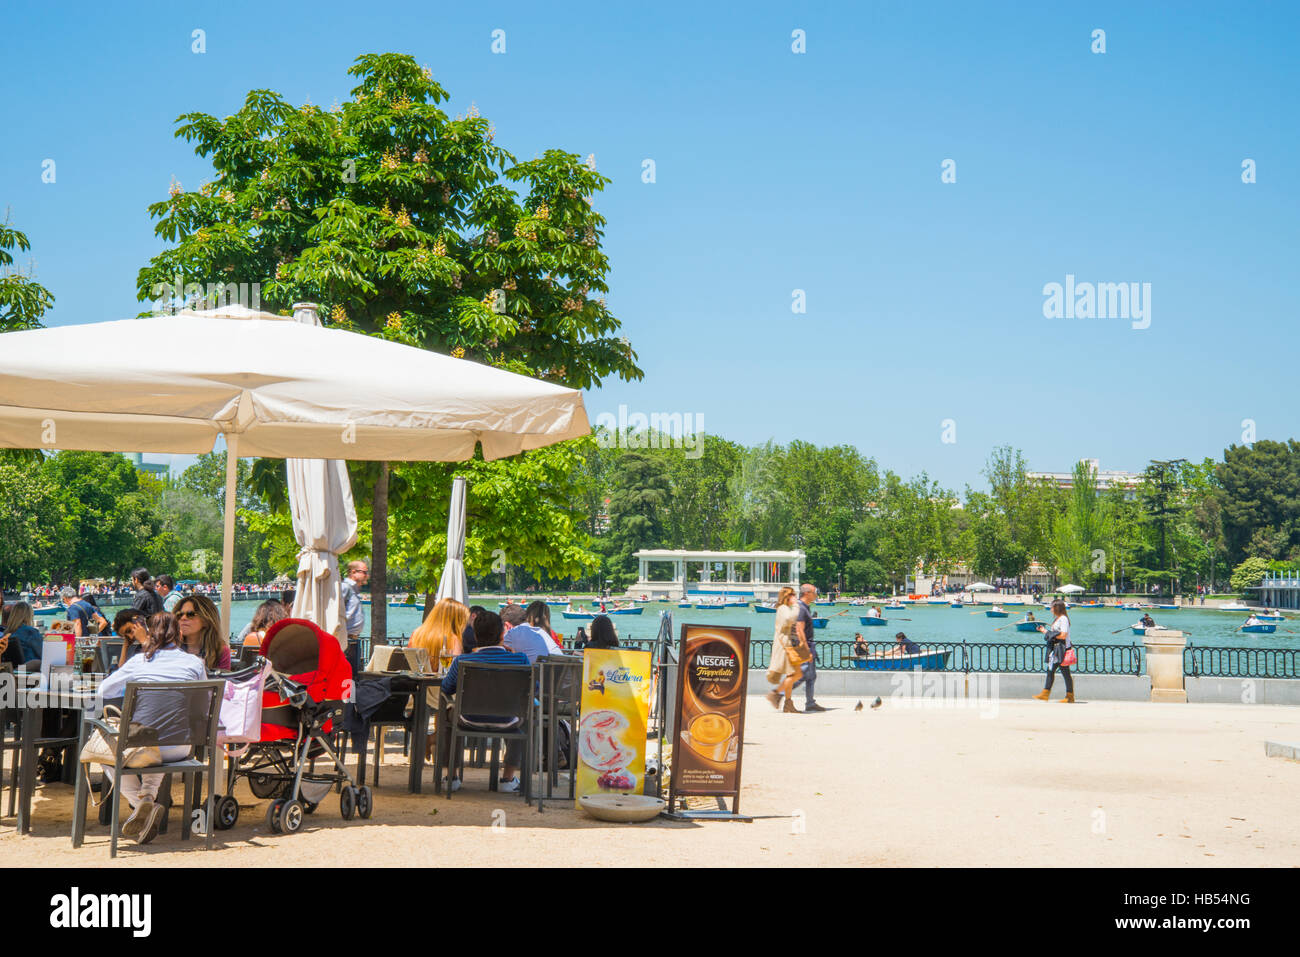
[850,649,952,671]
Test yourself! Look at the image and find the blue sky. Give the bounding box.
[3,0,1297,489]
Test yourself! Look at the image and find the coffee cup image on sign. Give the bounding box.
[579,709,635,771]
[681,711,737,763]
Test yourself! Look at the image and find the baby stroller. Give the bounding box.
[216,618,373,834]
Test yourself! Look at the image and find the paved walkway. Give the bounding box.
[2,695,1297,866]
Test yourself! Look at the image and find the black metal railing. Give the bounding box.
[1184,644,1300,679]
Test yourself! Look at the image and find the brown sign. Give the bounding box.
[669,623,751,809]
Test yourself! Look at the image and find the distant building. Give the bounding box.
[1027,458,1142,500]
[127,452,170,481]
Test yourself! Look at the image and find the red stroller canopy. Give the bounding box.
[259,618,351,741]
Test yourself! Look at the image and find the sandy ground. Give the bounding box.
[2,694,1299,867]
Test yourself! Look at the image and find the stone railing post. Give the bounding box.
[1143,628,1186,702]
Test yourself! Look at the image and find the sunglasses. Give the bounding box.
[177,610,200,620]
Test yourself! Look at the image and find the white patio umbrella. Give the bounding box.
[1057,584,1085,594]
[0,305,590,637]
[286,304,358,647]
[432,475,469,606]
[968,582,995,592]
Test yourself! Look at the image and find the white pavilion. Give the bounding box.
[629,549,805,601]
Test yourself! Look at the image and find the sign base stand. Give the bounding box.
[663,795,753,822]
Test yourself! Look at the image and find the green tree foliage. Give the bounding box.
[0,218,54,333]
[136,53,641,629]
[1230,556,1271,593]
[1218,440,1300,565]
[0,463,64,588]
[602,451,672,588]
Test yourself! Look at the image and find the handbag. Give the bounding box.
[1061,646,1078,668]
[78,705,162,769]
[218,664,267,750]
[785,634,812,667]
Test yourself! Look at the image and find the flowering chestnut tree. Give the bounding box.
[137,53,640,628]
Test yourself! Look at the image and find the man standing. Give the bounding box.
[791,583,826,713]
[61,587,98,637]
[156,575,181,613]
[130,568,164,618]
[340,560,368,676]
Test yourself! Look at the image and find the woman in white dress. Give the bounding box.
[765,586,802,712]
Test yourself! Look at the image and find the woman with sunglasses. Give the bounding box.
[172,593,231,671]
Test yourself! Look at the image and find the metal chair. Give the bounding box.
[434,661,535,803]
[534,655,581,811]
[79,679,224,857]
[95,639,125,674]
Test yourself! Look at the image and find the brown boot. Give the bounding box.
[1032,689,1050,701]
[782,698,799,713]
[1058,692,1075,703]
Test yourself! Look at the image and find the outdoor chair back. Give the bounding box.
[454,661,533,731]
[95,639,124,674]
[437,661,536,803]
[94,678,225,857]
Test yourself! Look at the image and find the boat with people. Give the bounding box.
[950,600,966,608]
[1218,602,1250,612]
[1119,602,1141,611]
[1242,623,1277,634]
[850,648,952,671]
[985,608,1009,618]
[32,603,62,616]
[810,618,828,629]
[754,603,776,613]
[859,616,888,626]
[1256,611,1285,622]
[1014,620,1043,632]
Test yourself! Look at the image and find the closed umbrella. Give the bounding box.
[0,305,590,637]
[286,303,358,647]
[433,476,469,607]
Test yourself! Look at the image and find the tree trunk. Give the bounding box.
[371,462,389,645]
[423,591,435,624]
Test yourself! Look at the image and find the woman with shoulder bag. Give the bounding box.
[764,587,807,713]
[92,612,207,844]
[1033,599,1076,703]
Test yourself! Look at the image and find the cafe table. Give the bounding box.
[3,670,99,836]
[355,671,441,794]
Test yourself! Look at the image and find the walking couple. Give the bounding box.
[765,584,826,713]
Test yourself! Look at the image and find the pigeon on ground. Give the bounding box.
[854,700,864,712]
[871,696,882,709]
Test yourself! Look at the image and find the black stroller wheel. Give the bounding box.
[357,786,373,819]
[339,786,356,821]
[215,794,240,830]
[249,774,281,799]
[279,799,304,834]
[267,799,286,834]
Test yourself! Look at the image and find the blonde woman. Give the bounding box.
[173,593,230,670]
[410,597,469,670]
[409,597,469,759]
[765,587,802,712]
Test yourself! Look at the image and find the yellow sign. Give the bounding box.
[576,648,652,805]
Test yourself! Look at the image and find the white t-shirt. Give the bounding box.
[1052,614,1071,647]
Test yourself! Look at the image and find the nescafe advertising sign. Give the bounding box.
[671,624,751,800]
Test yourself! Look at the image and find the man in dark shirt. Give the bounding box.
[894,631,921,655]
[791,583,825,712]
[61,587,99,637]
[130,568,164,618]
[438,611,529,792]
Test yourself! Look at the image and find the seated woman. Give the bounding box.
[0,602,44,668]
[96,612,207,845]
[409,597,469,671]
[242,600,288,651]
[172,593,231,671]
[409,598,470,759]
[852,632,869,656]
[587,615,619,649]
